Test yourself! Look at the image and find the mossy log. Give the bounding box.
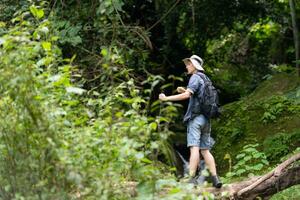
[123,153,300,199]
[201,153,300,199]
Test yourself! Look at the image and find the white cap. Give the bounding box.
[182,55,204,71]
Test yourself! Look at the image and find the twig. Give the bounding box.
[112,1,125,27]
[131,27,153,50]
[146,0,182,32]
[77,46,102,60]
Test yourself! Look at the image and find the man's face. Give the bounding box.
[185,61,196,74]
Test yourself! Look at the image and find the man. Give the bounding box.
[159,55,222,188]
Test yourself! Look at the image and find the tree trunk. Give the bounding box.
[289,0,299,76]
[200,153,300,200]
[236,166,300,199]
[124,153,300,199]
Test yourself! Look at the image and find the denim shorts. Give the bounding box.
[187,114,212,149]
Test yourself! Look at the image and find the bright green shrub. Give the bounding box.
[226,144,269,179]
[0,2,185,199]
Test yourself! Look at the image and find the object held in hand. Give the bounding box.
[159,93,167,101]
[177,87,186,93]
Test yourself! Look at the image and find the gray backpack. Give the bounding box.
[196,72,221,119]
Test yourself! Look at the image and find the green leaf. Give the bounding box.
[168,188,181,194]
[112,0,124,11]
[244,147,257,152]
[149,122,157,130]
[70,36,82,46]
[42,42,51,51]
[236,169,246,175]
[151,100,161,108]
[0,22,6,28]
[253,164,264,171]
[151,80,160,89]
[135,152,144,159]
[66,86,86,95]
[245,165,252,171]
[0,38,6,45]
[226,172,234,178]
[101,48,108,57]
[161,83,173,90]
[244,155,252,161]
[40,26,49,34]
[30,5,44,19]
[150,142,159,149]
[262,160,269,165]
[236,153,245,159]
[141,158,152,164]
[253,153,262,158]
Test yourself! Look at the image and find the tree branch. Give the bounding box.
[197,153,300,200]
[146,0,182,32]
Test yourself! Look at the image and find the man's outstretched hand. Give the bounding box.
[159,93,168,101]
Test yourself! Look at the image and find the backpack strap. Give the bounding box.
[195,72,209,97]
[196,72,211,83]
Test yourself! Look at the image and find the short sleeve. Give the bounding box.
[187,74,202,94]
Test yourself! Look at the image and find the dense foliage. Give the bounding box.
[0,2,180,199]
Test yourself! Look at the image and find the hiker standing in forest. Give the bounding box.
[159,55,222,188]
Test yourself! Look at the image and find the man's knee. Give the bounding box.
[200,149,210,156]
[190,146,199,152]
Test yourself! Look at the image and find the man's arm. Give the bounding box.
[159,90,192,101]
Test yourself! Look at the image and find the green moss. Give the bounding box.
[247,73,300,101]
[270,185,300,200]
[212,72,300,175]
[263,130,300,161]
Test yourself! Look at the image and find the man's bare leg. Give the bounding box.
[189,146,200,177]
[200,149,217,176]
[201,149,222,188]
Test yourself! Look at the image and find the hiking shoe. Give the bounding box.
[188,175,199,185]
[211,176,222,188]
[180,175,198,185]
[196,175,206,185]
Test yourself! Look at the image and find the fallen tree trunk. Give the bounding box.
[233,166,299,199]
[123,153,300,199]
[201,153,300,200]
